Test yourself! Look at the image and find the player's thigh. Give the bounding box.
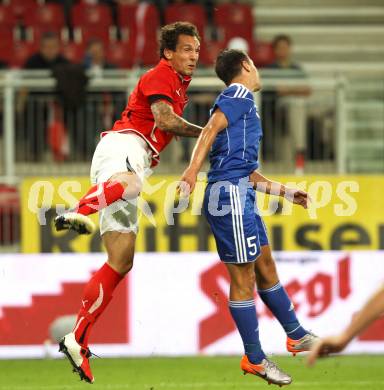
[90,132,151,185]
[204,183,261,264]
[253,244,279,288]
[99,197,139,236]
[102,230,136,274]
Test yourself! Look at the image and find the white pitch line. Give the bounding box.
[1,381,383,390]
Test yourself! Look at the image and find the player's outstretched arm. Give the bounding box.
[249,170,309,209]
[307,284,384,366]
[178,109,228,196]
[151,100,202,137]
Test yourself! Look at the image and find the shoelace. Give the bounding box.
[264,359,289,377]
[301,331,319,344]
[83,348,101,359]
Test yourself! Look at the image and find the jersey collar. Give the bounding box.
[229,82,250,93]
[159,58,192,83]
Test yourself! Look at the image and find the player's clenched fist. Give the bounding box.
[178,167,197,197]
[284,187,310,209]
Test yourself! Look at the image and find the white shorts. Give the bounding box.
[90,132,152,236]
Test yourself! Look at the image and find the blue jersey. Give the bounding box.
[207,83,262,183]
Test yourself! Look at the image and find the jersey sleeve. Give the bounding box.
[214,88,253,126]
[140,68,175,103]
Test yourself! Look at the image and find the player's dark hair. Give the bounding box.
[159,22,200,59]
[215,49,250,86]
[272,34,292,48]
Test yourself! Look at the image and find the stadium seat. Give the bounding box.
[0,4,16,27]
[164,3,207,40]
[62,42,86,64]
[75,28,111,46]
[250,41,275,67]
[0,42,12,65]
[199,40,225,67]
[24,4,65,33]
[140,40,160,67]
[117,3,136,32]
[10,41,38,68]
[71,2,112,28]
[107,41,135,69]
[118,3,160,67]
[0,28,14,59]
[71,2,114,44]
[213,3,254,43]
[118,3,159,40]
[0,5,16,61]
[7,0,36,21]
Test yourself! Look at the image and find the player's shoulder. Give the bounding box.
[141,61,176,83]
[220,83,253,100]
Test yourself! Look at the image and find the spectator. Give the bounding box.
[261,34,310,166]
[81,39,120,161]
[17,32,70,162]
[83,39,116,77]
[24,32,69,70]
[267,34,305,74]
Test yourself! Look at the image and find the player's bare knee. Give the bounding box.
[105,238,135,275]
[119,258,134,274]
[110,254,133,275]
[123,175,142,199]
[108,172,142,199]
[117,172,142,199]
[255,256,279,287]
[256,255,277,274]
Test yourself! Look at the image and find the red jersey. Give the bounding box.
[106,59,192,166]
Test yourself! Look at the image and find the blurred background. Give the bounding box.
[0,0,383,367]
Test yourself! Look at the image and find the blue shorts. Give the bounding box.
[203,181,269,263]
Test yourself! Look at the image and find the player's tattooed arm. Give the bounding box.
[151,101,202,137]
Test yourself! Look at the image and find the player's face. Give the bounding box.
[167,34,200,76]
[248,58,261,92]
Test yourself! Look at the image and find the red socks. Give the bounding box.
[75,181,126,216]
[73,263,124,346]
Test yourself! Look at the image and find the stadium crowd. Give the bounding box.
[0,0,276,69]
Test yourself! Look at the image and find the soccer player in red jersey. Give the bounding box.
[55,22,202,383]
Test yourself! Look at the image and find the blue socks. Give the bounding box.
[258,282,307,340]
[229,299,266,364]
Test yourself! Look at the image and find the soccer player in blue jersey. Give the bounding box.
[179,49,318,386]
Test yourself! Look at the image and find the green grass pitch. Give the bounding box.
[0,355,383,390]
